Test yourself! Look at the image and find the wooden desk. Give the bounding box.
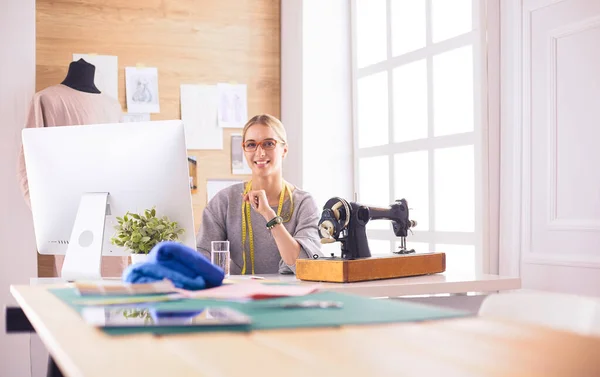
[11,284,600,377]
[31,272,521,298]
[233,272,521,297]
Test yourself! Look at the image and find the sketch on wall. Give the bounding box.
[180,84,222,150]
[217,83,247,128]
[207,180,242,203]
[121,113,150,123]
[125,67,160,113]
[231,134,251,175]
[188,156,198,195]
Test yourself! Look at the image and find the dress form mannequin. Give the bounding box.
[61,58,101,93]
[20,58,125,279]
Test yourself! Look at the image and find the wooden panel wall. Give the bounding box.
[36,0,280,276]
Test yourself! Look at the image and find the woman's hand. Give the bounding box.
[242,190,277,221]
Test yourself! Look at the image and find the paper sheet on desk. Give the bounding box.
[72,280,177,296]
[182,281,321,300]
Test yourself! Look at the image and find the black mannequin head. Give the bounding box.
[61,59,100,94]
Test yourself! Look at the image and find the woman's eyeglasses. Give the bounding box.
[242,138,284,152]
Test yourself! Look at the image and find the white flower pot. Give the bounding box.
[130,253,149,264]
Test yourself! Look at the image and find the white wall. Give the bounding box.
[281,0,353,258]
[500,0,600,296]
[301,0,354,209]
[281,0,304,188]
[281,0,354,209]
[0,0,38,376]
[498,0,523,278]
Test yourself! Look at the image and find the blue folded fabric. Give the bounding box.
[146,241,224,288]
[122,263,206,291]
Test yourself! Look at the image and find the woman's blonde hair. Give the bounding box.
[242,114,287,143]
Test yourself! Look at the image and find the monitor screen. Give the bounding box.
[22,120,196,280]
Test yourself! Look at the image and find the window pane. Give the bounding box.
[394,151,429,230]
[356,0,387,68]
[433,46,474,136]
[435,244,475,274]
[434,146,474,232]
[391,0,426,56]
[393,59,428,142]
[369,239,391,256]
[359,156,389,230]
[431,0,472,43]
[395,241,430,254]
[358,72,389,148]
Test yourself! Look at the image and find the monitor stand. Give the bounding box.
[61,192,109,281]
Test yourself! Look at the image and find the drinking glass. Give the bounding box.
[211,241,230,277]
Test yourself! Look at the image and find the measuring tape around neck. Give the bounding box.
[241,180,294,274]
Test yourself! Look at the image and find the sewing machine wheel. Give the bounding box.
[319,220,336,243]
[330,197,350,228]
[318,198,351,244]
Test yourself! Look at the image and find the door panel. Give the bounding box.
[522,0,600,295]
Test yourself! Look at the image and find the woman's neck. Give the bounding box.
[251,175,284,205]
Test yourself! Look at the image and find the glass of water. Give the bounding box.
[211,241,230,277]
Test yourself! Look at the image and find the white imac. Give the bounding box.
[21,120,196,281]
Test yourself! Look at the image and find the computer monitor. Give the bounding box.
[22,120,196,281]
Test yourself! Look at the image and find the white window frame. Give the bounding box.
[350,0,499,273]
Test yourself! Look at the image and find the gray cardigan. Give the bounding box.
[196,183,323,274]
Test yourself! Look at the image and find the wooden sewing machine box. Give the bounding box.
[296,252,446,283]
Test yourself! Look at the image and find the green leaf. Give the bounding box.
[111,207,183,254]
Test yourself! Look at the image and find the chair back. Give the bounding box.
[479,290,600,337]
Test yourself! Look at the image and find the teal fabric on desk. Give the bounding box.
[50,288,470,336]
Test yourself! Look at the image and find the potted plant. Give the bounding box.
[110,207,185,264]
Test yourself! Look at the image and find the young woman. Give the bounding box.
[196,114,322,274]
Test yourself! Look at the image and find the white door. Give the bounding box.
[520,0,600,296]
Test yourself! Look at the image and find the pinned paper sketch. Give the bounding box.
[73,54,118,101]
[207,180,242,203]
[188,156,198,194]
[121,113,150,123]
[217,83,248,128]
[125,67,160,113]
[231,134,252,175]
[180,84,222,150]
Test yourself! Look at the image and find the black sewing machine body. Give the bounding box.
[318,197,417,260]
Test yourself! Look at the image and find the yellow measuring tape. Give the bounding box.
[241,180,294,274]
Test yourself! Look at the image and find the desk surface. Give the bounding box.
[31,272,521,297]
[12,284,599,377]
[254,272,521,297]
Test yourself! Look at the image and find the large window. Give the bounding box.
[352,0,486,274]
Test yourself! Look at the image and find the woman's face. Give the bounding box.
[243,124,287,178]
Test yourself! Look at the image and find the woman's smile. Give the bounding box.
[254,159,270,168]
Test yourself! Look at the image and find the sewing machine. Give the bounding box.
[295,197,446,283]
[318,197,417,259]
